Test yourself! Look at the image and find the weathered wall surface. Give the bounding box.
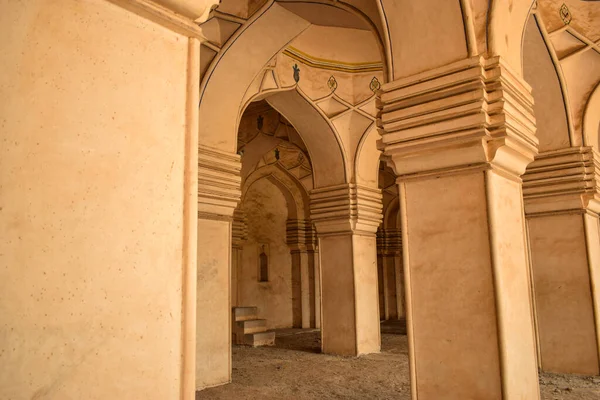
[0,1,188,398]
[240,178,293,329]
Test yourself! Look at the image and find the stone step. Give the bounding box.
[235,319,267,334]
[244,331,275,347]
[232,306,258,322]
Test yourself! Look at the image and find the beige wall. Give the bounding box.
[240,178,293,329]
[0,1,189,398]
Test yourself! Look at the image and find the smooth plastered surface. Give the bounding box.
[0,1,188,398]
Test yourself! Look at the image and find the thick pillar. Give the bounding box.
[231,209,248,307]
[310,184,382,355]
[523,147,600,375]
[389,230,406,319]
[196,146,241,390]
[380,56,541,399]
[287,219,318,328]
[377,228,402,320]
[312,247,322,329]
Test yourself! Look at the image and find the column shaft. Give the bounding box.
[380,56,540,399]
[523,147,600,375]
[311,184,382,355]
[287,219,318,328]
[231,209,248,308]
[196,146,241,389]
[394,255,405,318]
[312,249,322,329]
[383,256,398,319]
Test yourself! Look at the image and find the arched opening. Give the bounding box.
[521,5,600,380]
[197,1,413,395]
[232,99,318,331]
[197,0,543,399]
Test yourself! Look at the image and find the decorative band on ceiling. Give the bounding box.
[283,46,383,73]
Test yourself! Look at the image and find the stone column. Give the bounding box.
[377,228,402,320]
[231,209,248,308]
[387,229,405,319]
[312,245,321,329]
[523,147,600,375]
[380,56,540,399]
[196,146,241,390]
[287,219,318,328]
[310,184,382,355]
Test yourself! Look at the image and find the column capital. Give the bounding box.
[379,55,538,180]
[523,147,600,216]
[286,219,317,251]
[310,184,382,236]
[377,228,402,256]
[198,145,241,220]
[232,209,248,248]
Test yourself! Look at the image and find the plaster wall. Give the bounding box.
[561,49,600,138]
[240,178,293,329]
[379,0,467,78]
[528,213,600,375]
[0,0,188,398]
[289,25,381,64]
[523,17,571,151]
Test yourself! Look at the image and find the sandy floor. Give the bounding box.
[198,324,600,400]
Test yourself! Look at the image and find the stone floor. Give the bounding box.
[197,322,600,400]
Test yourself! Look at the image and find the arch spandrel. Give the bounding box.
[379,0,468,79]
[198,3,310,152]
[355,125,380,187]
[523,14,572,151]
[266,89,348,188]
[583,83,600,150]
[489,0,537,76]
[243,163,310,220]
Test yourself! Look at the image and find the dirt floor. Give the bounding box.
[198,322,600,400]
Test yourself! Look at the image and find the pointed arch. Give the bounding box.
[242,163,310,220]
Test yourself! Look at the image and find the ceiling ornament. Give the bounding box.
[293,64,300,83]
[369,77,381,93]
[327,76,338,92]
[559,4,572,25]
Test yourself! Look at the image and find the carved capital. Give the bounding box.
[310,184,382,236]
[198,145,241,219]
[286,219,317,251]
[523,147,600,216]
[379,56,538,180]
[232,209,248,248]
[377,228,402,256]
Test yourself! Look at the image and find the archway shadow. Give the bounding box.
[271,329,322,354]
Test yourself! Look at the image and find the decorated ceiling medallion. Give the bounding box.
[559,4,572,25]
[327,75,338,91]
[293,64,300,83]
[370,77,381,93]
